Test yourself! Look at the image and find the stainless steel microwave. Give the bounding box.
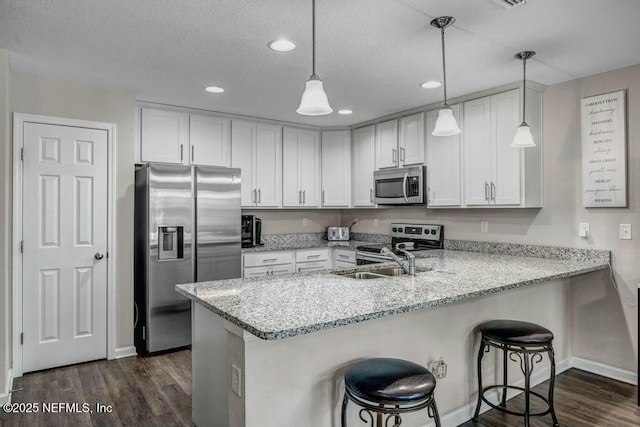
[373,166,426,205]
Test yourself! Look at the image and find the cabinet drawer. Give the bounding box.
[271,264,296,276]
[296,260,332,273]
[295,249,330,263]
[243,251,295,268]
[335,260,356,269]
[333,249,356,264]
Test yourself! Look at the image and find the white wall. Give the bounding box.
[242,209,341,235]
[9,72,136,352]
[341,63,640,372]
[0,50,11,394]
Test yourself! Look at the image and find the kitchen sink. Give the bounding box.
[335,266,432,279]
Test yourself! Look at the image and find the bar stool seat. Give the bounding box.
[342,358,441,427]
[473,319,559,427]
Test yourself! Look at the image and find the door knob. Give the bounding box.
[94,252,105,260]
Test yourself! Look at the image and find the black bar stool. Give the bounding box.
[472,320,559,427]
[341,357,441,427]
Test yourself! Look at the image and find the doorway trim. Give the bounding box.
[12,113,117,377]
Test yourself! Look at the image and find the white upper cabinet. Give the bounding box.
[321,130,351,207]
[352,125,376,207]
[462,87,542,207]
[140,108,189,164]
[283,128,321,208]
[426,105,461,207]
[375,119,398,169]
[189,115,231,166]
[399,113,425,166]
[231,120,282,208]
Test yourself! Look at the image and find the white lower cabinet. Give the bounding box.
[333,249,356,266]
[242,251,295,278]
[243,248,351,277]
[296,248,332,273]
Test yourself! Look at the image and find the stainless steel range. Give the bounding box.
[356,223,444,265]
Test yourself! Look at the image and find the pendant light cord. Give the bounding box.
[521,57,527,124]
[312,0,316,77]
[441,27,448,107]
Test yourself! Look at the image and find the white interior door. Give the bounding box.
[22,122,108,373]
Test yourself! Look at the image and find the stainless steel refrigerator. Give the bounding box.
[134,163,241,354]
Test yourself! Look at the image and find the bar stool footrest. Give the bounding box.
[480,384,552,417]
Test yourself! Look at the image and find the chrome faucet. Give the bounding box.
[380,247,416,275]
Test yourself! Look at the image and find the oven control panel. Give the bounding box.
[389,223,443,241]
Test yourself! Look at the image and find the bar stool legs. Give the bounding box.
[472,340,488,422]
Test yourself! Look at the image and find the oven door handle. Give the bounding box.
[402,173,409,202]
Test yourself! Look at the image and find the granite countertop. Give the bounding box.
[176,249,609,340]
[241,240,366,253]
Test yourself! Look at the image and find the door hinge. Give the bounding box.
[20,240,23,253]
[20,148,24,161]
[20,332,23,345]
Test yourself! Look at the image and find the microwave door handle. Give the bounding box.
[402,173,409,202]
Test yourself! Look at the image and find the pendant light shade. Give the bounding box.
[432,107,461,136]
[297,75,333,115]
[431,16,460,136]
[297,0,332,116]
[511,51,536,148]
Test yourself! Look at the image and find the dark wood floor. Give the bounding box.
[0,349,192,427]
[1,350,638,426]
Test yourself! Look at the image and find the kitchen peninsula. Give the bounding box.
[177,243,609,427]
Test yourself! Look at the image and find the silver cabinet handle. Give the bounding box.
[400,147,405,162]
[191,145,195,162]
[303,190,306,204]
[94,252,105,260]
[491,182,495,201]
[322,190,325,204]
[484,182,489,201]
[180,144,183,162]
[299,190,302,204]
[253,189,257,204]
[338,254,350,259]
[370,188,373,203]
[258,188,261,204]
[392,148,397,163]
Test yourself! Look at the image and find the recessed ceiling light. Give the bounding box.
[420,81,442,89]
[268,39,296,52]
[205,86,225,93]
[338,109,353,115]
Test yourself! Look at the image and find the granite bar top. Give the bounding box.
[177,249,609,340]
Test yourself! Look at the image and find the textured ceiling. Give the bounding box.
[1,0,639,126]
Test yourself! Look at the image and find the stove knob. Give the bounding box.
[431,229,437,235]
[397,228,403,233]
[424,229,429,234]
[392,228,397,232]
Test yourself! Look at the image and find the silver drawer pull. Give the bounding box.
[307,254,320,259]
[338,254,350,259]
[262,258,277,262]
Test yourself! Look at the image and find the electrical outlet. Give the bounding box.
[480,220,488,233]
[373,218,379,228]
[579,222,590,238]
[231,365,242,396]
[302,218,308,227]
[620,224,632,240]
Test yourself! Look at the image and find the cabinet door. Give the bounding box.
[491,90,521,205]
[270,264,295,276]
[352,126,376,207]
[399,113,424,166]
[463,97,492,206]
[298,130,320,207]
[243,266,271,279]
[426,106,461,207]
[140,108,188,164]
[189,115,231,166]
[282,128,301,207]
[231,120,256,207]
[321,130,351,207]
[255,124,282,207]
[296,260,332,273]
[375,119,398,169]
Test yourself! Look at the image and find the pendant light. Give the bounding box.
[297,0,333,116]
[511,51,536,148]
[431,16,461,136]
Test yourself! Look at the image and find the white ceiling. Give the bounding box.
[1,0,639,127]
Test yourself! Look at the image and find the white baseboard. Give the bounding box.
[0,369,14,405]
[114,346,137,359]
[571,356,637,385]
